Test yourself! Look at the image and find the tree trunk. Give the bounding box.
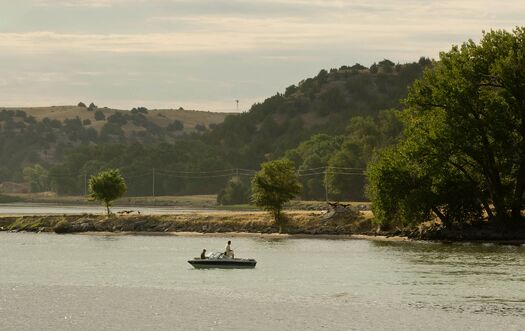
[477,123,508,222]
[275,209,282,233]
[106,202,110,216]
[490,184,508,223]
[447,159,494,220]
[481,198,494,221]
[511,114,525,221]
[432,207,451,228]
[510,169,525,220]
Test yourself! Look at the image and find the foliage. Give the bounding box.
[203,60,429,170]
[94,110,105,121]
[0,59,429,198]
[167,120,184,131]
[327,109,403,201]
[217,178,250,205]
[285,134,342,199]
[195,123,207,131]
[22,164,50,193]
[251,159,301,229]
[50,141,231,196]
[88,169,127,215]
[369,27,525,226]
[0,194,23,203]
[131,106,148,114]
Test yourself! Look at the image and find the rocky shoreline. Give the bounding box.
[2,201,525,244]
[0,209,372,236]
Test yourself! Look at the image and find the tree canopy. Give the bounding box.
[251,159,301,230]
[368,27,525,227]
[89,169,127,216]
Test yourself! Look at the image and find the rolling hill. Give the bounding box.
[1,105,230,136]
[1,57,432,198]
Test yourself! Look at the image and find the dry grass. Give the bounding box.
[5,105,232,134]
[0,209,370,235]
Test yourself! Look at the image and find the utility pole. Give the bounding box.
[84,174,87,196]
[152,168,156,199]
[324,168,329,202]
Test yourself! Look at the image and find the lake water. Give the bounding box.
[0,233,524,330]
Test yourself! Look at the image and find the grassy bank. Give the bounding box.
[0,194,23,203]
[0,210,372,235]
[1,193,371,211]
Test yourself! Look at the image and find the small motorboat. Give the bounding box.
[188,252,257,269]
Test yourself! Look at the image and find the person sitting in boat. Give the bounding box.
[224,241,234,258]
[200,249,207,259]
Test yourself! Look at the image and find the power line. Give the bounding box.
[48,167,366,180]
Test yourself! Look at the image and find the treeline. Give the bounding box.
[202,58,431,169]
[48,141,231,196]
[0,106,196,183]
[7,58,432,199]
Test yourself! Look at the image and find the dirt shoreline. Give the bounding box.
[1,212,525,244]
[0,211,371,236]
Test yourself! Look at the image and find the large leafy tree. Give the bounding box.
[369,27,525,226]
[251,159,301,231]
[89,169,127,216]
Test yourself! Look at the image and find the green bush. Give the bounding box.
[217,179,250,205]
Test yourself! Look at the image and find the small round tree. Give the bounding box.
[251,159,301,232]
[89,169,127,216]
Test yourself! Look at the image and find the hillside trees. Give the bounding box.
[217,177,250,205]
[327,109,403,200]
[23,164,50,193]
[285,134,342,199]
[0,59,430,197]
[50,141,232,196]
[368,27,525,226]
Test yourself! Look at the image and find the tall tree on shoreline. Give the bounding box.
[368,27,525,226]
[251,159,301,232]
[89,169,127,216]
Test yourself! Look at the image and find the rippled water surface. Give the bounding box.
[1,233,524,330]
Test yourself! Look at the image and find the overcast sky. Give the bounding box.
[1,0,523,112]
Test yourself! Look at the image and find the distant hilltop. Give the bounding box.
[0,104,232,136]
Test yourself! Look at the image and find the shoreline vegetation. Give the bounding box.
[0,193,347,211]
[1,206,525,244]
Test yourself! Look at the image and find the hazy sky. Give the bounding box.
[1,1,523,112]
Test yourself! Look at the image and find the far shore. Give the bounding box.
[1,193,364,211]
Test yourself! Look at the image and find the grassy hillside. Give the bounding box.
[2,105,230,135]
[0,104,231,185]
[204,58,431,168]
[1,58,431,199]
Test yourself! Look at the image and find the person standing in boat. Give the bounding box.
[200,249,207,259]
[225,241,234,258]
